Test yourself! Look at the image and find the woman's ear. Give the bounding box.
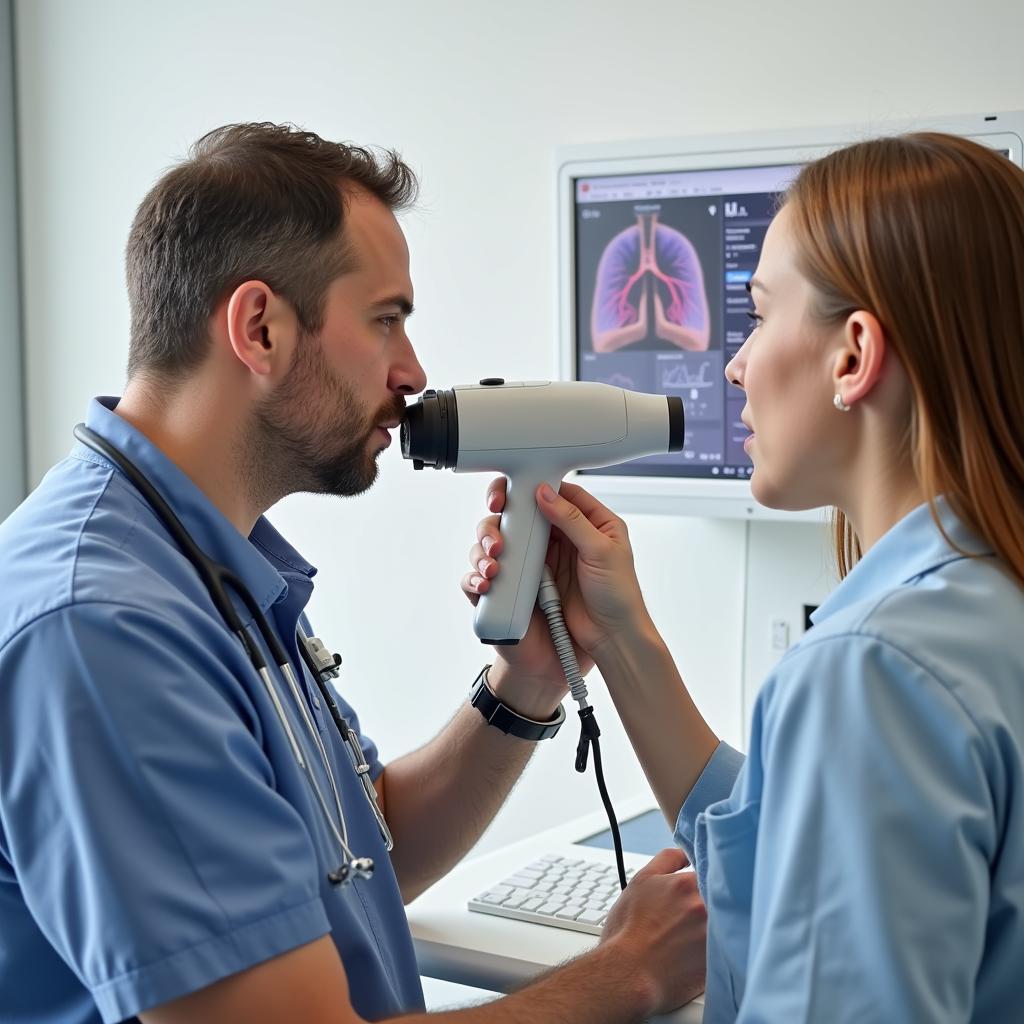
[224,281,298,379]
[832,310,887,409]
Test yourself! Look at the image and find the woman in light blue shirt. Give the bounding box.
[467,133,1024,1021]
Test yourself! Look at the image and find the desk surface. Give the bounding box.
[407,794,704,1024]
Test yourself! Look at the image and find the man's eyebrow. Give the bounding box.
[372,295,415,316]
[746,278,767,295]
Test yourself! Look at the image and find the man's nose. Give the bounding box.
[392,336,428,395]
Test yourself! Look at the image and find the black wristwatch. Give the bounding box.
[469,665,565,741]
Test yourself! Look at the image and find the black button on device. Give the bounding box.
[479,377,505,386]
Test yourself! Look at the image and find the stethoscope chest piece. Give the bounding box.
[329,856,376,887]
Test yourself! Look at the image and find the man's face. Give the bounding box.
[254,191,427,498]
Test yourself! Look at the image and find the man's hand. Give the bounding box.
[599,847,707,1016]
[459,479,582,718]
[141,852,706,1024]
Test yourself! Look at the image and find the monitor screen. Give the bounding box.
[575,807,675,857]
[557,112,1024,518]
[574,162,799,482]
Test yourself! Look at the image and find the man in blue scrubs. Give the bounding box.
[0,124,706,1023]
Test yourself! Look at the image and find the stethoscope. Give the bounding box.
[73,424,393,888]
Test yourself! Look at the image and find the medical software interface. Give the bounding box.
[574,163,801,479]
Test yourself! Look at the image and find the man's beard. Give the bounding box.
[246,336,407,506]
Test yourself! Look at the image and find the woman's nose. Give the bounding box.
[725,354,744,390]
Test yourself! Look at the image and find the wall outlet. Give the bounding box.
[770,618,790,651]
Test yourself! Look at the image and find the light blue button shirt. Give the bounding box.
[676,501,1024,1022]
[0,398,424,1022]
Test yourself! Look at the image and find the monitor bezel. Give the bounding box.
[557,111,1024,521]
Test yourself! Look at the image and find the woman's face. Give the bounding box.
[725,204,850,511]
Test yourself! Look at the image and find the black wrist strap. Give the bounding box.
[469,665,565,741]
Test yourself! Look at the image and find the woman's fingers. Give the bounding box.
[535,483,614,561]
[556,481,627,536]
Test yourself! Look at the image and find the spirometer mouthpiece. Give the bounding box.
[399,388,458,470]
[401,379,684,644]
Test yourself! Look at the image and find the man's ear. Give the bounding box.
[831,310,887,409]
[224,280,298,378]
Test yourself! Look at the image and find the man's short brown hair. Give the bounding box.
[124,122,418,381]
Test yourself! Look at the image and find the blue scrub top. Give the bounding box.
[676,501,1024,1022]
[0,398,425,1023]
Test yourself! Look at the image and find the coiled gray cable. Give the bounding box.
[536,566,628,890]
[537,566,588,708]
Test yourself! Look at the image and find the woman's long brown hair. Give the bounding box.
[786,133,1024,584]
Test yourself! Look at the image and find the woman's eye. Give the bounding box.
[745,310,763,332]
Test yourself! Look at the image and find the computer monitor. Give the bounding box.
[557,111,1024,520]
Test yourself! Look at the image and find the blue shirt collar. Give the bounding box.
[75,397,317,615]
[811,498,993,627]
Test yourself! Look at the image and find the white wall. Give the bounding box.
[15,0,1024,856]
[0,0,23,519]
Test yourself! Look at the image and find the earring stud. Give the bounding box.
[833,393,852,412]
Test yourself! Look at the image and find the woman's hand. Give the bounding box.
[463,477,718,834]
[531,480,652,657]
[460,478,654,693]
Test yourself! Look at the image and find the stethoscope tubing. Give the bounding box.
[73,423,391,878]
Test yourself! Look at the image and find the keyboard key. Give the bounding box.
[555,906,584,920]
[577,909,607,926]
[506,875,537,888]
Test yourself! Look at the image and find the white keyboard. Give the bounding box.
[467,853,634,935]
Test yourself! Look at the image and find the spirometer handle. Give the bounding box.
[474,471,565,644]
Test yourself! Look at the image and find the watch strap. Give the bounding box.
[469,665,565,741]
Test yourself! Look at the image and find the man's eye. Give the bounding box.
[379,315,399,329]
